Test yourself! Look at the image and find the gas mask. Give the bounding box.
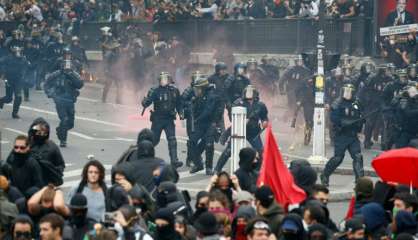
[63,59,72,70]
[159,74,169,87]
[244,85,256,100]
[365,64,373,74]
[342,85,355,100]
[237,67,245,75]
[407,86,418,98]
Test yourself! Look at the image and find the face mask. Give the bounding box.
[14,152,28,164]
[236,223,247,240]
[283,232,299,240]
[72,214,87,227]
[153,175,162,186]
[33,134,48,144]
[156,224,175,238]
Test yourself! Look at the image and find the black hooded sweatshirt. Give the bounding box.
[28,117,65,186]
[234,148,258,193]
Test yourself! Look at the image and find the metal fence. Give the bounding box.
[0,17,373,55]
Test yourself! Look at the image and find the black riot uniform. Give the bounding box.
[353,61,375,90]
[188,76,221,175]
[0,46,30,119]
[360,65,391,149]
[215,85,268,173]
[208,63,230,133]
[44,31,65,73]
[101,31,122,104]
[393,84,418,148]
[44,54,84,147]
[295,76,315,145]
[182,71,207,167]
[279,56,311,111]
[381,69,408,150]
[142,72,183,169]
[70,36,89,71]
[23,36,43,101]
[224,63,251,117]
[321,84,365,186]
[5,30,25,53]
[325,67,344,143]
[258,56,280,96]
[408,64,417,82]
[181,80,196,167]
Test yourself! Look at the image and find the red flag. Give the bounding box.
[345,196,356,220]
[257,125,306,206]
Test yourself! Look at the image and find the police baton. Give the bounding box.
[141,107,146,116]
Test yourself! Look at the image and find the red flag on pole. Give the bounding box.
[257,125,307,206]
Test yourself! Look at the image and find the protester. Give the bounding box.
[67,160,107,223]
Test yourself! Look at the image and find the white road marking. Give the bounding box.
[69,131,95,140]
[3,128,26,135]
[78,97,138,110]
[10,105,311,160]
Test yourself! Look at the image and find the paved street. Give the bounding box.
[0,82,382,221]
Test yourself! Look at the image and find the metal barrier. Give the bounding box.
[0,17,373,55]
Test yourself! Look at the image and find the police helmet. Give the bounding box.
[408,64,417,78]
[215,62,227,73]
[11,46,23,57]
[295,55,304,66]
[361,62,375,74]
[261,55,269,64]
[247,58,258,70]
[191,71,203,83]
[234,62,247,75]
[192,74,209,88]
[396,68,408,84]
[341,83,355,101]
[242,85,258,100]
[159,72,172,86]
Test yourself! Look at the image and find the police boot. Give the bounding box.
[304,125,312,146]
[214,146,231,173]
[168,137,183,169]
[186,141,192,167]
[205,145,214,176]
[321,156,344,187]
[320,173,329,187]
[353,154,365,182]
[12,96,22,119]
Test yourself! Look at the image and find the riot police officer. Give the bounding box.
[142,72,183,169]
[208,62,230,134]
[225,63,251,116]
[214,85,268,173]
[325,67,344,143]
[258,56,280,97]
[188,75,220,175]
[295,75,315,145]
[361,65,391,149]
[70,36,89,71]
[182,71,204,167]
[393,84,418,148]
[0,46,30,119]
[408,64,417,82]
[5,29,25,52]
[44,51,84,147]
[321,84,364,186]
[101,28,122,104]
[382,68,408,150]
[354,60,375,90]
[279,55,311,112]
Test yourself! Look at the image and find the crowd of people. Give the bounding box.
[2,124,418,240]
[0,0,371,24]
